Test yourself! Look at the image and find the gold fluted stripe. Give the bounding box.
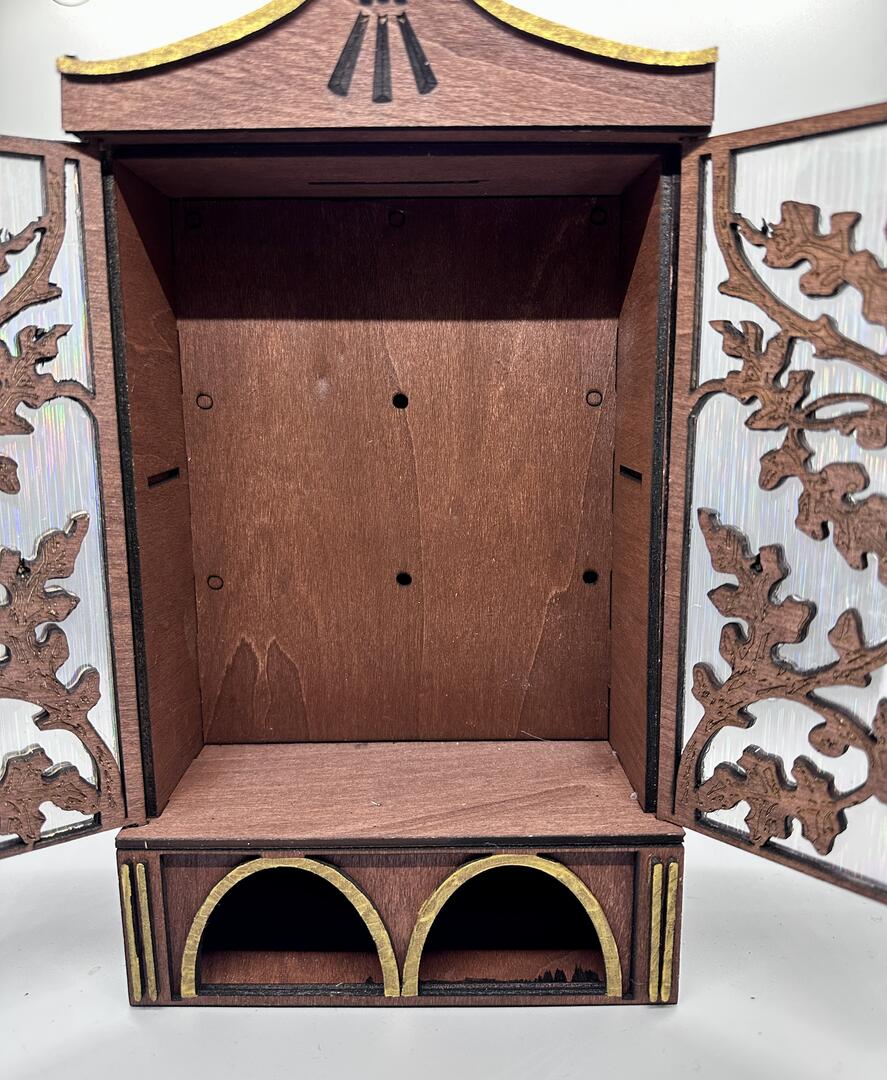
[471,0,717,67]
[402,853,623,998]
[180,857,400,998]
[57,0,312,76]
[135,863,158,1003]
[648,861,663,1002]
[57,0,717,77]
[119,864,143,1002]
[660,861,679,1003]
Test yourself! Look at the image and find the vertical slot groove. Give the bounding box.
[328,12,369,97]
[135,862,158,1002]
[119,863,143,1002]
[373,15,393,103]
[397,12,438,94]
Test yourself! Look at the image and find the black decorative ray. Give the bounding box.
[373,14,393,103]
[397,11,437,95]
[328,12,370,97]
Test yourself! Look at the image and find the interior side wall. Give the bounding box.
[113,164,203,813]
[609,163,669,810]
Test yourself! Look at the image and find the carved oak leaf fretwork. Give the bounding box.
[0,515,121,846]
[693,319,887,583]
[0,746,99,848]
[677,511,887,856]
[0,158,94,475]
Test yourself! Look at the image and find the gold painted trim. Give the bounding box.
[402,853,623,998]
[179,857,400,999]
[660,861,679,1003]
[57,0,312,76]
[57,0,716,76]
[135,863,158,1003]
[647,861,663,1003]
[471,0,717,67]
[119,864,142,1002]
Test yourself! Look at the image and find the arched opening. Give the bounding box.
[403,855,622,997]
[182,859,399,997]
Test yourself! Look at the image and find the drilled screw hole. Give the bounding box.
[388,208,406,228]
[586,389,603,407]
[392,392,409,409]
[590,207,608,226]
[207,575,224,591]
[396,571,413,587]
[582,569,599,585]
[185,210,202,229]
[196,393,214,410]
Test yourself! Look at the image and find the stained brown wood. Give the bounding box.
[121,841,681,1006]
[118,740,681,846]
[176,196,616,743]
[658,102,887,903]
[119,150,659,200]
[113,164,203,814]
[60,0,713,138]
[609,162,666,809]
[0,136,144,858]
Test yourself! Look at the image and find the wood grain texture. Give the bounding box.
[117,740,682,847]
[609,162,664,808]
[177,196,616,743]
[60,0,713,137]
[120,149,659,200]
[658,103,887,903]
[0,136,143,857]
[113,164,203,814]
[120,840,684,1005]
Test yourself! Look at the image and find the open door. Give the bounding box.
[0,136,143,856]
[660,103,887,901]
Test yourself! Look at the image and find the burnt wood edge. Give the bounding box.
[102,160,157,817]
[669,151,707,818]
[643,156,680,810]
[80,127,713,150]
[115,833,684,851]
[687,814,887,904]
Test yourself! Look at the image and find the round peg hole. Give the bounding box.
[582,569,599,585]
[207,575,224,591]
[585,389,604,407]
[388,208,406,228]
[590,207,608,226]
[395,571,413,587]
[196,393,214,410]
[392,392,409,409]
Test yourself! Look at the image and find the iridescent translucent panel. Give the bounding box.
[684,124,887,883]
[0,154,116,844]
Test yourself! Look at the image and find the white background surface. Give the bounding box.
[1,2,887,1078]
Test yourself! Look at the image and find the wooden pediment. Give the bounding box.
[59,0,715,139]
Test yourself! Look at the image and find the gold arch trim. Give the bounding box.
[58,0,313,76]
[57,0,716,77]
[472,0,716,67]
[179,856,400,998]
[401,853,623,998]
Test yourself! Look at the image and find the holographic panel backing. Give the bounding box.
[0,153,118,845]
[683,124,887,884]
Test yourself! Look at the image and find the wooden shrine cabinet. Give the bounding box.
[1,1,885,1009]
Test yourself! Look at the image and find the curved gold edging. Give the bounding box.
[647,861,664,1002]
[119,863,143,1002]
[401,853,623,998]
[57,0,313,76]
[179,856,400,998]
[471,0,717,67]
[57,0,716,77]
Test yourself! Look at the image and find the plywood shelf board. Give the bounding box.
[118,740,682,847]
